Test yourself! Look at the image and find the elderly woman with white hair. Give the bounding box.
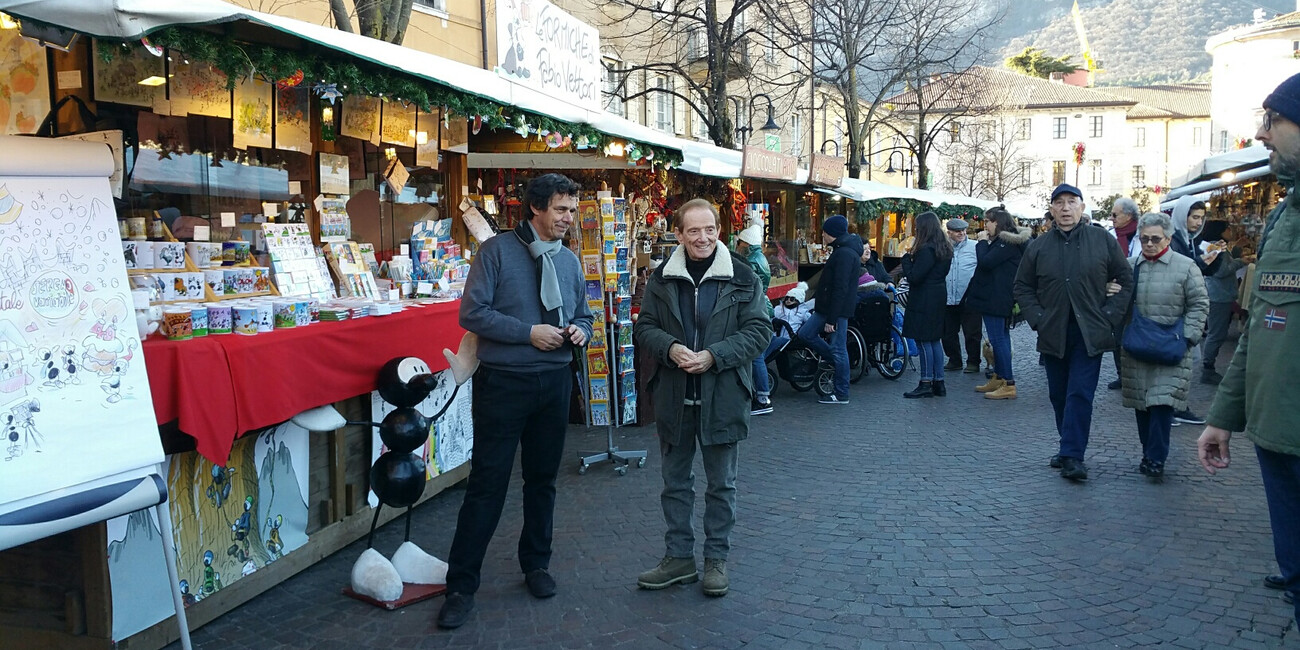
[1120,212,1210,479]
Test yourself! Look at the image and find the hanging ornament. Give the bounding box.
[471,115,483,135]
[314,82,343,104]
[514,119,530,138]
[141,37,163,57]
[276,69,304,89]
[545,132,565,148]
[575,135,590,150]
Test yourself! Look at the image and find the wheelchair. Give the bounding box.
[849,286,906,381]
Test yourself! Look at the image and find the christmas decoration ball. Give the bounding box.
[378,406,430,454]
[370,451,427,508]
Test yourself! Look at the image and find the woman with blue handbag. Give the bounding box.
[1120,213,1210,479]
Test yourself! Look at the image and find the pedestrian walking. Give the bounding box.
[1105,198,1141,390]
[1121,213,1209,479]
[966,206,1029,400]
[901,211,953,399]
[797,215,862,404]
[438,173,594,629]
[1199,73,1300,624]
[942,218,982,373]
[634,198,769,598]
[1200,246,1247,385]
[735,222,777,414]
[1014,183,1133,481]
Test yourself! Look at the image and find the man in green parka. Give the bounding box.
[634,198,770,598]
[1199,72,1300,625]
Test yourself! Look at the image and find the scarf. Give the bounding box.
[515,221,566,327]
[1114,219,1137,254]
[1143,245,1170,262]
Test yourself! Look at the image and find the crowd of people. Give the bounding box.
[426,73,1300,635]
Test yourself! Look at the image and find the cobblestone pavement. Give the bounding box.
[171,327,1298,649]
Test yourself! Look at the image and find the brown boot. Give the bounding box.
[975,375,1005,393]
[985,384,1017,400]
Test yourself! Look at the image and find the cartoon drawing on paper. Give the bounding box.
[0,185,23,224]
[101,357,127,403]
[206,465,236,509]
[81,297,137,406]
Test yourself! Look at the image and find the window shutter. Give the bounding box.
[673,77,687,135]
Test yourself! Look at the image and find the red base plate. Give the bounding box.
[342,582,447,610]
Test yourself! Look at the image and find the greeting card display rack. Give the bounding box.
[576,196,645,476]
[126,214,280,305]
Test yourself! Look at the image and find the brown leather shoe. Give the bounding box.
[985,384,1017,400]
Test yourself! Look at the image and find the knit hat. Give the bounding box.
[822,215,849,238]
[1050,183,1082,203]
[1264,72,1300,127]
[738,223,763,246]
[784,281,808,302]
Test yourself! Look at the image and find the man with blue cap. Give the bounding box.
[798,214,862,404]
[1014,183,1133,481]
[1199,71,1300,624]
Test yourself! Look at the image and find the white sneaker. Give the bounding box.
[818,395,849,405]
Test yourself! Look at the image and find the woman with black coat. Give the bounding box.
[965,206,1030,400]
[901,211,953,398]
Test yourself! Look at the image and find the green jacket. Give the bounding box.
[741,244,772,316]
[635,244,770,447]
[1208,191,1300,456]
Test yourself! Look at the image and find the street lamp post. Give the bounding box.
[729,93,781,147]
[885,150,913,188]
[820,139,841,156]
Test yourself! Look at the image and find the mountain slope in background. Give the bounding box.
[998,0,1295,85]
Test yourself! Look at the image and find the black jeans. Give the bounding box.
[942,304,982,366]
[445,364,572,595]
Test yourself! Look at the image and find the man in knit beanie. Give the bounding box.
[796,215,862,404]
[1200,71,1300,625]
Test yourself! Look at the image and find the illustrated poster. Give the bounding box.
[91,39,163,108]
[341,95,380,145]
[0,29,50,135]
[380,101,416,147]
[368,372,473,506]
[275,85,312,154]
[318,152,349,195]
[166,60,230,118]
[415,109,441,168]
[232,75,273,150]
[0,168,164,505]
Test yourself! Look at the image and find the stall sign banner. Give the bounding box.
[741,146,797,182]
[809,153,846,188]
[495,0,601,111]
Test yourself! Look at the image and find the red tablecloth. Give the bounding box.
[143,301,464,465]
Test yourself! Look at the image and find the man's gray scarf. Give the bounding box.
[516,221,566,326]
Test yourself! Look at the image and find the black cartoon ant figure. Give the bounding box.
[60,345,80,386]
[206,465,236,509]
[265,514,284,560]
[101,358,127,404]
[6,399,41,460]
[178,579,198,607]
[36,348,62,388]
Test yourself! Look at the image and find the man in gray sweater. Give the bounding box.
[438,174,593,629]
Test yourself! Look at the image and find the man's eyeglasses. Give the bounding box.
[1263,110,1280,132]
[1139,235,1165,245]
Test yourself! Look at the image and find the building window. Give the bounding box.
[1018,160,1031,184]
[1134,127,1145,147]
[1089,159,1102,185]
[414,0,447,12]
[1089,116,1103,138]
[1221,130,1228,152]
[1016,118,1031,140]
[602,59,624,117]
[692,109,709,140]
[945,164,958,191]
[653,76,672,133]
[834,119,844,155]
[1052,160,1066,185]
[1132,165,1146,187]
[791,114,803,157]
[1053,117,1067,139]
[950,122,961,142]
[765,22,777,64]
[1192,126,1203,147]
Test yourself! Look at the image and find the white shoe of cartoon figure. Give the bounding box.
[351,547,403,602]
[391,541,448,585]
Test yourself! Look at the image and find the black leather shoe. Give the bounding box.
[1266,574,1287,590]
[1049,454,1062,468]
[437,592,475,629]
[1059,457,1088,481]
[525,568,557,598]
[944,360,962,371]
[931,380,947,396]
[1142,462,1164,479]
[903,381,934,399]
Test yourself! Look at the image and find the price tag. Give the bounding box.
[288,181,302,195]
[262,202,280,217]
[192,225,210,241]
[400,243,410,256]
[220,212,236,227]
[388,288,400,301]
[417,281,434,295]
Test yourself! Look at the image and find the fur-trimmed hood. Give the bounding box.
[661,242,735,284]
[996,226,1031,246]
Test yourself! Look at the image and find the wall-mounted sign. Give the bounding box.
[495,0,601,110]
[741,146,798,182]
[809,153,846,188]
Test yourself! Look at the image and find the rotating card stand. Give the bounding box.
[577,317,645,476]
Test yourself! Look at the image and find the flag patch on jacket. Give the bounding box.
[1265,308,1288,330]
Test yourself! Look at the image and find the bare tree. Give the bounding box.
[588,0,802,149]
[941,115,1036,201]
[858,0,1004,188]
[327,0,414,44]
